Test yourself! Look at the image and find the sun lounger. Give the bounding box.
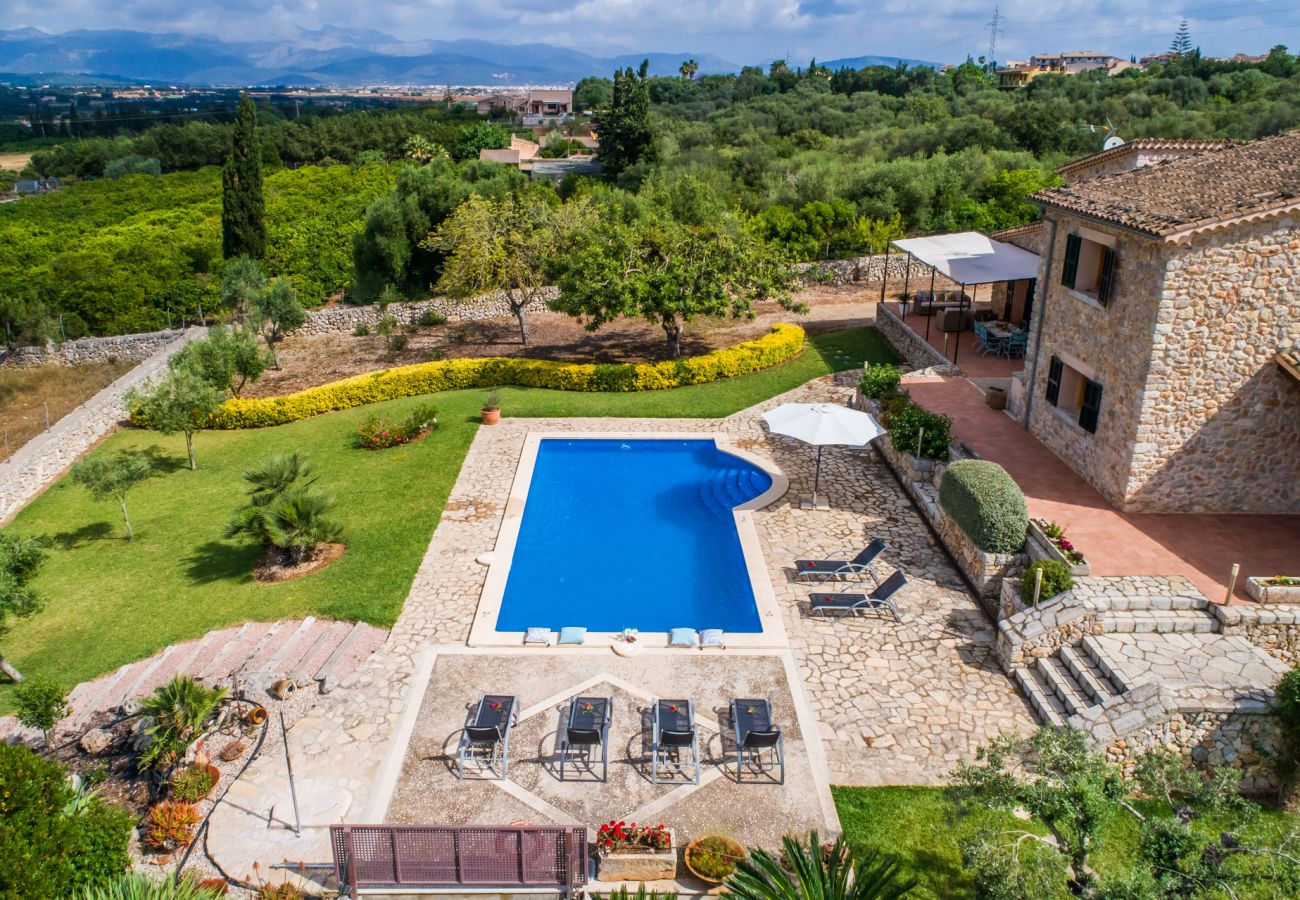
[560,695,611,782]
[651,698,700,785]
[457,694,519,780]
[808,570,907,622]
[731,698,784,784]
[794,538,885,583]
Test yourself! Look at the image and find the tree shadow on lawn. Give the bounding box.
[46,521,114,550]
[183,540,260,585]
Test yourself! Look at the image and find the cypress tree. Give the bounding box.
[222,93,266,259]
[593,60,655,176]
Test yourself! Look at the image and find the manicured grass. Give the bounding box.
[834,786,1300,899]
[0,327,895,710]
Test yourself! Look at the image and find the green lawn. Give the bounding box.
[834,786,1300,899]
[0,327,895,710]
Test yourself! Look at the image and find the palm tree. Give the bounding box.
[680,59,699,80]
[725,832,915,900]
[138,676,227,772]
[260,488,343,566]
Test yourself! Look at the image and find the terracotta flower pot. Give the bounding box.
[245,705,268,726]
[684,834,745,884]
[481,408,501,425]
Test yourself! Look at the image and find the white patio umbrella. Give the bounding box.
[762,402,886,509]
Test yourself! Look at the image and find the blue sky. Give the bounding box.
[7,0,1300,64]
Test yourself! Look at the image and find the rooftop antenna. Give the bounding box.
[986,4,1003,66]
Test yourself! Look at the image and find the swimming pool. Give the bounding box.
[494,438,775,634]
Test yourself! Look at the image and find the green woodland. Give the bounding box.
[4,48,1300,338]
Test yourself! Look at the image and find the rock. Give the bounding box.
[80,728,113,755]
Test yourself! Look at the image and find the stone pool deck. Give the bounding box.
[205,374,1035,889]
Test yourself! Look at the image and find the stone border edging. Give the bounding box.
[0,326,205,524]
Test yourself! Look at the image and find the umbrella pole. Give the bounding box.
[804,446,825,510]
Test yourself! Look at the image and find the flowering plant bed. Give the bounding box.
[1246,576,1300,604]
[355,402,438,450]
[594,822,676,882]
[1028,518,1090,577]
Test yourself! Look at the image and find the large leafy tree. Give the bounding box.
[219,253,266,324]
[726,831,915,900]
[425,193,590,345]
[550,198,801,358]
[594,60,655,176]
[0,534,46,682]
[221,93,266,259]
[69,452,156,541]
[127,368,224,470]
[249,276,306,368]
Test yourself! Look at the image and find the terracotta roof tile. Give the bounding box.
[1034,131,1300,238]
[1055,138,1234,176]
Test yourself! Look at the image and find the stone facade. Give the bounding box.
[0,328,203,523]
[1023,211,1300,513]
[0,329,182,368]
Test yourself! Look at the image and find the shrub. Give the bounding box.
[1019,560,1074,605]
[418,309,448,327]
[352,324,370,337]
[1275,665,1300,747]
[82,873,228,899]
[205,324,806,428]
[939,459,1028,554]
[0,744,134,896]
[170,764,218,802]
[888,403,952,460]
[138,676,227,772]
[143,800,200,850]
[387,333,410,354]
[14,675,68,739]
[859,362,902,400]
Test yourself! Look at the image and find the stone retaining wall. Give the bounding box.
[1071,683,1280,794]
[996,589,1102,670]
[295,289,558,338]
[1215,604,1300,667]
[872,303,960,375]
[0,327,203,524]
[1,329,183,368]
[797,253,936,286]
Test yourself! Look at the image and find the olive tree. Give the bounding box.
[249,276,306,368]
[127,368,224,470]
[0,534,45,682]
[69,452,156,541]
[169,325,267,397]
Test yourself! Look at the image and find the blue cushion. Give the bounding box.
[700,629,725,648]
[524,627,551,645]
[558,626,586,645]
[669,627,698,648]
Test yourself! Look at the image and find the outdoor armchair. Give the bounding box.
[457,694,520,780]
[731,698,784,784]
[651,698,700,785]
[808,570,908,622]
[559,695,612,782]
[793,538,885,583]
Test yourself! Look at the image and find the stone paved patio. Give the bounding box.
[205,373,1035,888]
[1089,633,1288,692]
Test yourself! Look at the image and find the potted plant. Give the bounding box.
[684,834,745,884]
[481,392,501,426]
[594,821,676,882]
[170,762,221,802]
[1245,575,1300,604]
[143,800,201,860]
[1028,518,1090,576]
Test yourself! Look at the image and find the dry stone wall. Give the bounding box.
[873,304,961,375]
[295,289,558,338]
[1,329,182,368]
[0,328,203,523]
[1215,604,1300,667]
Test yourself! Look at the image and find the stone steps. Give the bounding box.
[1102,608,1219,635]
[1034,657,1092,717]
[1059,643,1120,705]
[1012,666,1068,727]
[45,618,389,738]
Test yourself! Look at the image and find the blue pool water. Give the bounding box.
[497,439,772,633]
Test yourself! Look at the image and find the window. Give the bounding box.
[1045,355,1103,433]
[1060,233,1117,305]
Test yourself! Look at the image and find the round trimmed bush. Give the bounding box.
[938,459,1028,554]
[1019,559,1074,605]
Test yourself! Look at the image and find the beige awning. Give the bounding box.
[892,232,1041,285]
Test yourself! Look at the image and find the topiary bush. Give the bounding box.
[938,459,1028,554]
[1019,559,1074,605]
[0,744,134,896]
[858,362,902,400]
[888,403,952,460]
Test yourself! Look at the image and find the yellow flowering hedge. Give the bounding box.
[200,324,806,429]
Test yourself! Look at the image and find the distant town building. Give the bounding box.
[997,51,1134,88]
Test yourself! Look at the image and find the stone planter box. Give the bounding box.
[1245,577,1300,604]
[596,832,678,883]
[1027,520,1091,577]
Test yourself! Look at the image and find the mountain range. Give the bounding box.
[0,27,933,86]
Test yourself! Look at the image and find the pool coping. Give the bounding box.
[467,431,791,650]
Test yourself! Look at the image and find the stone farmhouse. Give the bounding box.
[1012,131,1300,514]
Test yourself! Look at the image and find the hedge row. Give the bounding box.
[202,323,807,429]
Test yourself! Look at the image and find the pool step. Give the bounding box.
[697,468,768,517]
